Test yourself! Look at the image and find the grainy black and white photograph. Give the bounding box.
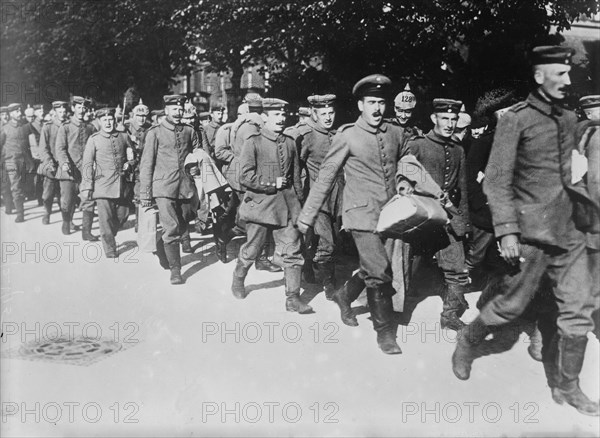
[1,1,599,436]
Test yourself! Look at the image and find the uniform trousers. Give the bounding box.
[96,198,130,240]
[2,159,25,204]
[480,228,596,338]
[155,197,195,244]
[60,180,95,217]
[310,211,336,263]
[42,177,60,204]
[351,230,394,290]
[238,221,303,269]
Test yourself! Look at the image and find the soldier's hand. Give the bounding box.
[80,190,92,201]
[396,179,414,196]
[499,234,521,265]
[140,199,152,208]
[188,165,200,177]
[296,220,311,235]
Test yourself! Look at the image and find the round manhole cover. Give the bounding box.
[18,337,123,364]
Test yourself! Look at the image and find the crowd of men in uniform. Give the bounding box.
[1,44,599,417]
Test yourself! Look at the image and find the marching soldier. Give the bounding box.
[230,98,311,313]
[24,104,45,206]
[391,83,422,137]
[204,103,225,158]
[139,95,200,285]
[297,107,311,125]
[54,96,98,239]
[452,105,472,154]
[127,102,151,213]
[293,94,342,299]
[407,99,471,331]
[0,106,8,126]
[37,101,69,224]
[297,75,444,354]
[80,107,136,258]
[452,46,598,417]
[1,103,35,222]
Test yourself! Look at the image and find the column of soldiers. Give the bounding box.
[1,44,598,417]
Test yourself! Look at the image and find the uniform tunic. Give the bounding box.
[481,91,596,337]
[1,120,33,203]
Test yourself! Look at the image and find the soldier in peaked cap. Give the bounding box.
[297,74,444,354]
[24,104,45,206]
[231,98,312,314]
[80,107,136,258]
[0,106,8,126]
[407,98,471,332]
[289,94,343,299]
[297,107,311,125]
[139,94,201,285]
[1,103,35,222]
[452,46,599,417]
[204,103,226,159]
[37,100,69,224]
[54,96,98,238]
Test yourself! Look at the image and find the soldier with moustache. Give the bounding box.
[80,107,136,258]
[204,103,225,159]
[37,101,69,224]
[297,75,444,354]
[1,103,35,222]
[291,94,343,299]
[139,95,200,285]
[54,96,98,239]
[230,98,311,314]
[452,46,598,417]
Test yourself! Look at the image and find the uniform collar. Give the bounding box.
[69,116,85,127]
[528,90,565,117]
[356,116,387,134]
[307,118,334,135]
[7,119,20,127]
[160,118,177,131]
[53,117,65,127]
[97,129,120,138]
[261,127,281,141]
[426,130,453,145]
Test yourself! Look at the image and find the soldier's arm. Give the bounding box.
[483,111,521,238]
[80,136,96,194]
[292,141,304,203]
[214,126,234,164]
[457,147,471,233]
[297,131,349,227]
[54,125,69,165]
[139,129,158,201]
[239,136,277,194]
[37,126,52,163]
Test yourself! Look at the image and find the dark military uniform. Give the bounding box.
[81,129,135,257]
[54,115,97,234]
[204,120,222,159]
[127,120,151,201]
[26,117,44,204]
[37,116,65,223]
[139,115,199,282]
[1,118,34,220]
[408,130,471,325]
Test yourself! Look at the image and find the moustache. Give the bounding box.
[372,112,382,118]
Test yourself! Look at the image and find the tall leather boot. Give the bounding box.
[302,260,316,284]
[552,336,599,416]
[154,238,170,270]
[332,272,365,326]
[181,231,193,254]
[42,199,52,225]
[231,260,251,299]
[164,241,184,285]
[81,211,99,241]
[14,198,25,223]
[367,286,402,354]
[452,316,488,380]
[441,283,468,331]
[315,261,336,300]
[101,234,118,258]
[4,196,14,214]
[61,210,71,235]
[285,266,313,314]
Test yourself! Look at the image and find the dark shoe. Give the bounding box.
[164,242,184,285]
[42,214,50,225]
[552,336,600,416]
[332,273,365,327]
[42,198,52,225]
[452,317,488,380]
[102,234,118,259]
[154,239,170,270]
[285,266,313,313]
[14,200,24,223]
[82,211,99,241]
[367,286,402,354]
[181,234,193,253]
[231,260,250,299]
[441,315,466,332]
[255,258,282,272]
[315,261,336,300]
[61,211,71,235]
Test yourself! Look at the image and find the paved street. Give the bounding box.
[1,200,599,437]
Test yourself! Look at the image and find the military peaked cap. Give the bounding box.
[307,94,336,108]
[352,74,392,98]
[531,46,574,66]
[262,98,288,111]
[432,98,462,114]
[163,95,186,106]
[579,95,600,109]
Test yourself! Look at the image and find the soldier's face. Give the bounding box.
[394,107,413,125]
[134,114,147,126]
[431,113,458,137]
[165,105,183,123]
[0,113,7,123]
[313,107,335,130]
[358,97,386,126]
[535,64,571,100]
[100,115,115,133]
[55,107,67,121]
[471,126,487,139]
[263,110,286,133]
[25,114,35,123]
[72,103,85,120]
[200,118,210,127]
[584,107,600,121]
[34,109,43,119]
[9,109,22,121]
[211,110,224,123]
